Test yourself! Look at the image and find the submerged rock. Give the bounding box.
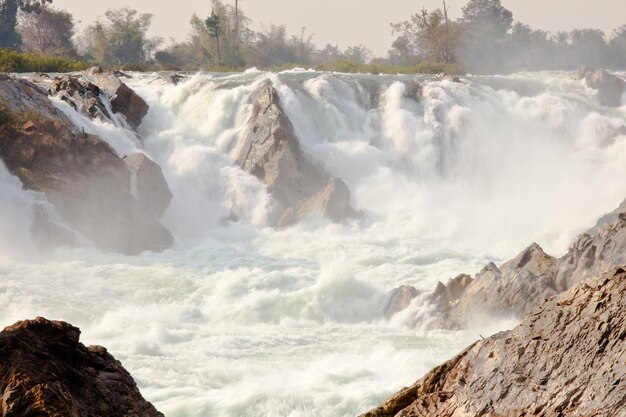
[574,67,625,107]
[0,317,163,417]
[360,268,626,417]
[237,79,357,225]
[0,75,173,255]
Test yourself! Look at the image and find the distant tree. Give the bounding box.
[316,43,341,64]
[17,5,75,56]
[289,27,315,64]
[459,0,513,72]
[610,26,626,68]
[569,29,610,68]
[79,7,161,66]
[389,1,461,65]
[205,10,221,62]
[342,44,372,63]
[0,0,51,49]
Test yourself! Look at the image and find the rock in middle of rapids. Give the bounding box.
[236,79,357,225]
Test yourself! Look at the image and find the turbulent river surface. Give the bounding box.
[2,69,626,416]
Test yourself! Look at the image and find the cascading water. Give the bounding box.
[1,69,625,417]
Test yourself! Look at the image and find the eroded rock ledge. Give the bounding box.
[0,317,163,417]
[362,269,626,417]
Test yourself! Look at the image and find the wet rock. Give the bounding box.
[0,75,173,255]
[426,244,557,329]
[83,67,149,129]
[359,269,626,417]
[574,67,625,107]
[237,79,356,225]
[383,285,421,319]
[50,74,112,122]
[0,317,163,417]
[125,153,173,219]
[277,178,358,227]
[30,205,77,250]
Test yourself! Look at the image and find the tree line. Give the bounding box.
[0,0,625,73]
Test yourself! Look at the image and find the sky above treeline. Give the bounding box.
[54,0,626,55]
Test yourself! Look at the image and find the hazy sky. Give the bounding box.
[54,0,626,55]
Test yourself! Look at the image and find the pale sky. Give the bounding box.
[54,0,626,55]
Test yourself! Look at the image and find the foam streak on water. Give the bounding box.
[1,70,626,416]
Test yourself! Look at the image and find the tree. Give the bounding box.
[610,26,626,68]
[0,0,51,49]
[205,10,221,62]
[79,7,161,66]
[342,44,372,63]
[389,1,461,65]
[17,5,75,56]
[459,0,513,72]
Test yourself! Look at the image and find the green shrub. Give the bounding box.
[314,59,463,75]
[0,49,89,73]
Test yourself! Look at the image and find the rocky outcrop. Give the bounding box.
[386,194,626,329]
[360,268,626,417]
[0,317,163,417]
[0,74,173,254]
[236,79,357,226]
[125,153,173,219]
[277,178,358,227]
[48,68,149,130]
[574,67,626,107]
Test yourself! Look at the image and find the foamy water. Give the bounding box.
[1,70,626,416]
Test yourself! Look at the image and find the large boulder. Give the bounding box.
[0,75,173,254]
[574,67,625,107]
[125,153,173,219]
[50,74,112,123]
[360,269,626,417]
[383,285,421,319]
[0,317,163,417]
[236,79,357,225]
[277,178,358,227]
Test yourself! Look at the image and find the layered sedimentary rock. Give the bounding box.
[360,269,626,417]
[0,317,163,417]
[0,74,173,254]
[236,79,356,225]
[574,67,626,107]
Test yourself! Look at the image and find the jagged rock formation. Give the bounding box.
[236,79,356,226]
[0,74,173,255]
[360,269,626,417]
[383,285,422,319]
[125,153,173,219]
[387,196,626,329]
[0,317,163,417]
[48,68,149,130]
[574,67,626,107]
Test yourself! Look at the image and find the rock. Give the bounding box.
[277,178,358,227]
[359,268,626,417]
[0,75,173,255]
[30,205,77,250]
[51,74,112,122]
[574,67,625,107]
[383,285,421,319]
[125,153,173,219]
[425,244,557,329]
[83,67,149,129]
[0,317,163,417]
[236,79,357,225]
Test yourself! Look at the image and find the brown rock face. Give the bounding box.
[361,269,626,417]
[383,285,421,319]
[125,153,173,219]
[236,80,357,225]
[0,317,163,417]
[574,67,626,107]
[277,178,358,227]
[0,75,173,255]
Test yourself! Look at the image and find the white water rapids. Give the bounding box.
[1,69,626,416]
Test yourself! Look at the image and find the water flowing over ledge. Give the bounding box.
[0,69,625,417]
